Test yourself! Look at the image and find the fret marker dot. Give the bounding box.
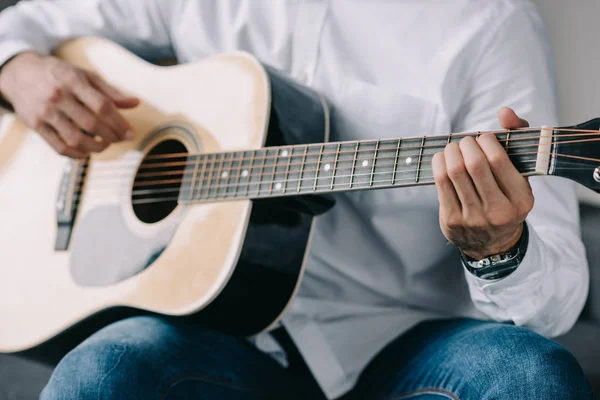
[406,157,412,165]
[275,182,283,191]
[362,160,369,167]
[281,150,289,157]
[241,169,249,177]
[324,164,331,172]
[221,171,229,178]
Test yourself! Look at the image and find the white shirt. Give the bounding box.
[0,1,589,398]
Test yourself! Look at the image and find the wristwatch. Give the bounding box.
[459,222,529,280]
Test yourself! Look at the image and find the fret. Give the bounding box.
[415,137,426,183]
[232,151,244,198]
[419,135,449,184]
[200,154,214,200]
[225,152,239,198]
[177,155,195,202]
[395,138,420,186]
[507,130,540,175]
[188,155,201,201]
[313,145,324,192]
[349,142,360,188]
[505,130,511,151]
[315,144,339,192]
[269,150,280,195]
[370,139,397,188]
[271,148,290,195]
[242,151,254,197]
[256,150,267,197]
[330,142,356,190]
[392,139,401,185]
[297,146,308,193]
[209,153,222,200]
[447,134,452,145]
[330,143,341,190]
[282,147,293,193]
[195,155,207,200]
[369,140,380,187]
[216,152,231,199]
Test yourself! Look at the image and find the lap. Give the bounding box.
[350,318,592,400]
[41,316,319,400]
[41,316,592,400]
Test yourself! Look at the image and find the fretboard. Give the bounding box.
[135,129,546,205]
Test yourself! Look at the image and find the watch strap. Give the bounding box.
[460,222,529,280]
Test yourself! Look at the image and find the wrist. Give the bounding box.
[0,51,42,104]
[460,222,529,281]
[460,223,524,260]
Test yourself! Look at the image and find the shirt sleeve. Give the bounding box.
[0,0,180,68]
[448,2,589,338]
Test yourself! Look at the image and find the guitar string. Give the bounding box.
[72,152,588,203]
[76,161,540,200]
[74,164,543,206]
[73,136,600,192]
[75,129,600,174]
[72,151,591,207]
[112,128,600,163]
[76,135,549,178]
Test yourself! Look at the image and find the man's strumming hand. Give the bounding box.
[0,52,140,158]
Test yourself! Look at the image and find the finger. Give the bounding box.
[46,111,108,153]
[57,94,120,143]
[459,136,509,207]
[444,142,482,211]
[432,152,461,218]
[72,82,133,140]
[37,124,88,159]
[498,107,529,129]
[477,133,532,202]
[86,72,140,109]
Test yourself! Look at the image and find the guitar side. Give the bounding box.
[0,38,331,363]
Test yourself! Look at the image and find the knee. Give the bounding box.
[512,340,592,399]
[41,317,164,400]
[469,324,592,399]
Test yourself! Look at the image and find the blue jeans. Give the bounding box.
[40,316,592,399]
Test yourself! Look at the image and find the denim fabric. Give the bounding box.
[40,317,592,400]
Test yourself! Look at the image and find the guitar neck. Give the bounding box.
[175,128,549,204]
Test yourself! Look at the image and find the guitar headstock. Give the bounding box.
[550,118,600,192]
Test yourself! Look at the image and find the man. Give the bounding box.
[0,0,592,399]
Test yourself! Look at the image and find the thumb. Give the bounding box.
[86,72,140,109]
[497,106,529,129]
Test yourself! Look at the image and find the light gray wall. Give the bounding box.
[532,0,600,203]
[533,0,600,124]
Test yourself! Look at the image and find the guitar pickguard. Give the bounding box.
[69,204,177,287]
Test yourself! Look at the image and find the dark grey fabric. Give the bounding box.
[580,204,600,322]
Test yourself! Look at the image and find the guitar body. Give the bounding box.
[0,38,331,363]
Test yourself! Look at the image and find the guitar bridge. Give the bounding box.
[55,158,87,251]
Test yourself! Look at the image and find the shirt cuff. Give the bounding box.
[0,40,39,70]
[464,220,545,298]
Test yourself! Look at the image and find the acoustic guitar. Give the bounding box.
[1,38,599,364]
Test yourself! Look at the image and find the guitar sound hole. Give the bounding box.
[132,139,188,224]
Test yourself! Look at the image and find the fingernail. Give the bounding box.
[125,130,135,140]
